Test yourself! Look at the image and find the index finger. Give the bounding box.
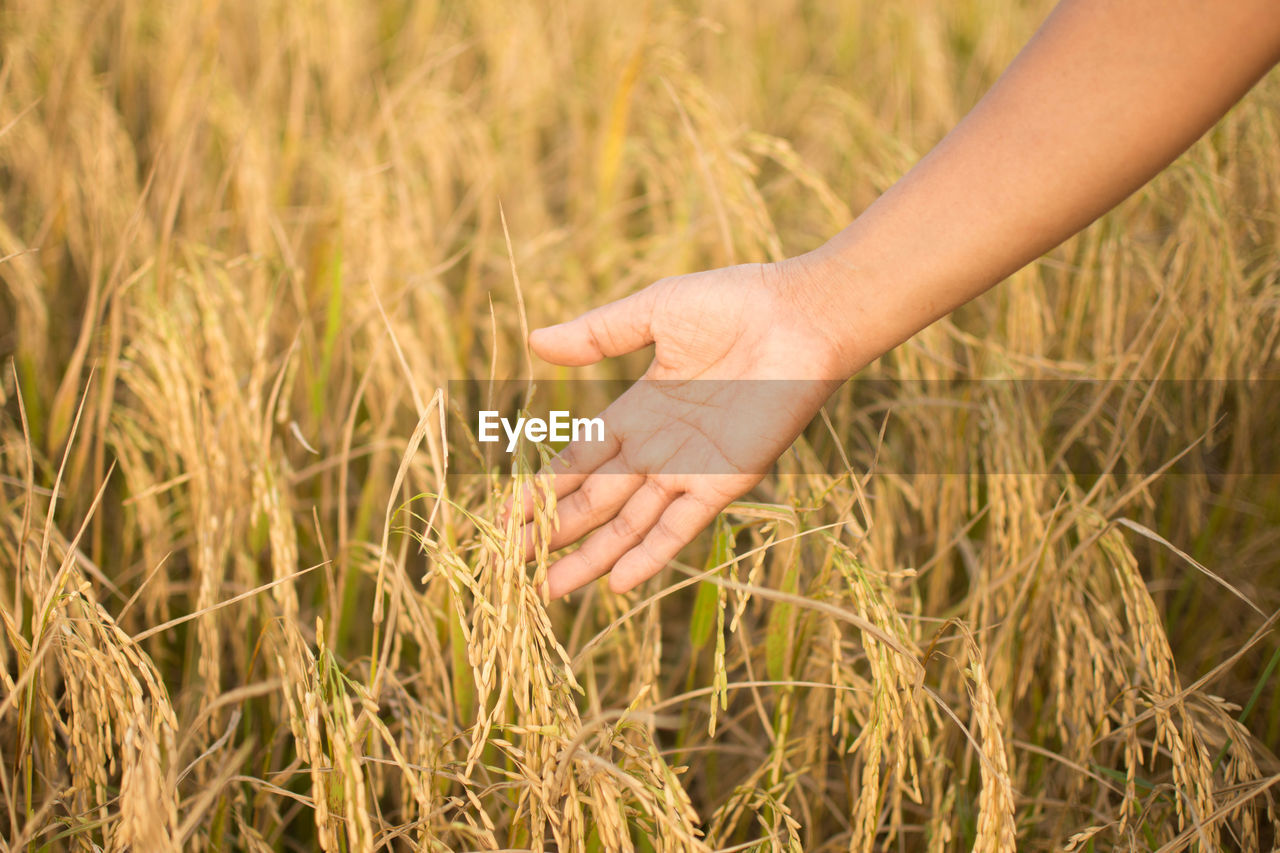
[502,415,620,524]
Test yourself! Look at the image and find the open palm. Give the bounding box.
[519,259,847,598]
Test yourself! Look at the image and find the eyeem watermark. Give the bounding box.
[450,378,1274,475]
[478,410,605,453]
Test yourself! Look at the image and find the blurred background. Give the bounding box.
[2,1,1278,850]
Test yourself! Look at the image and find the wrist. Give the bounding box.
[770,241,894,380]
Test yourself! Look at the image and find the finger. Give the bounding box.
[506,428,620,524]
[506,455,616,527]
[608,492,725,594]
[545,480,674,599]
[529,284,660,366]
[520,457,643,561]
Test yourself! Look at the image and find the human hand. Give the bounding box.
[516,255,856,598]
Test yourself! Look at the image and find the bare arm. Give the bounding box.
[525,0,1280,599]
[806,0,1280,375]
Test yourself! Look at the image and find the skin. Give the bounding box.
[518,0,1280,600]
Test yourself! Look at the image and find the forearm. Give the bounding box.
[807,0,1280,374]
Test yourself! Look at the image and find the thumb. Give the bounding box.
[529,285,658,366]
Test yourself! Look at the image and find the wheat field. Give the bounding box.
[2,0,1279,850]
